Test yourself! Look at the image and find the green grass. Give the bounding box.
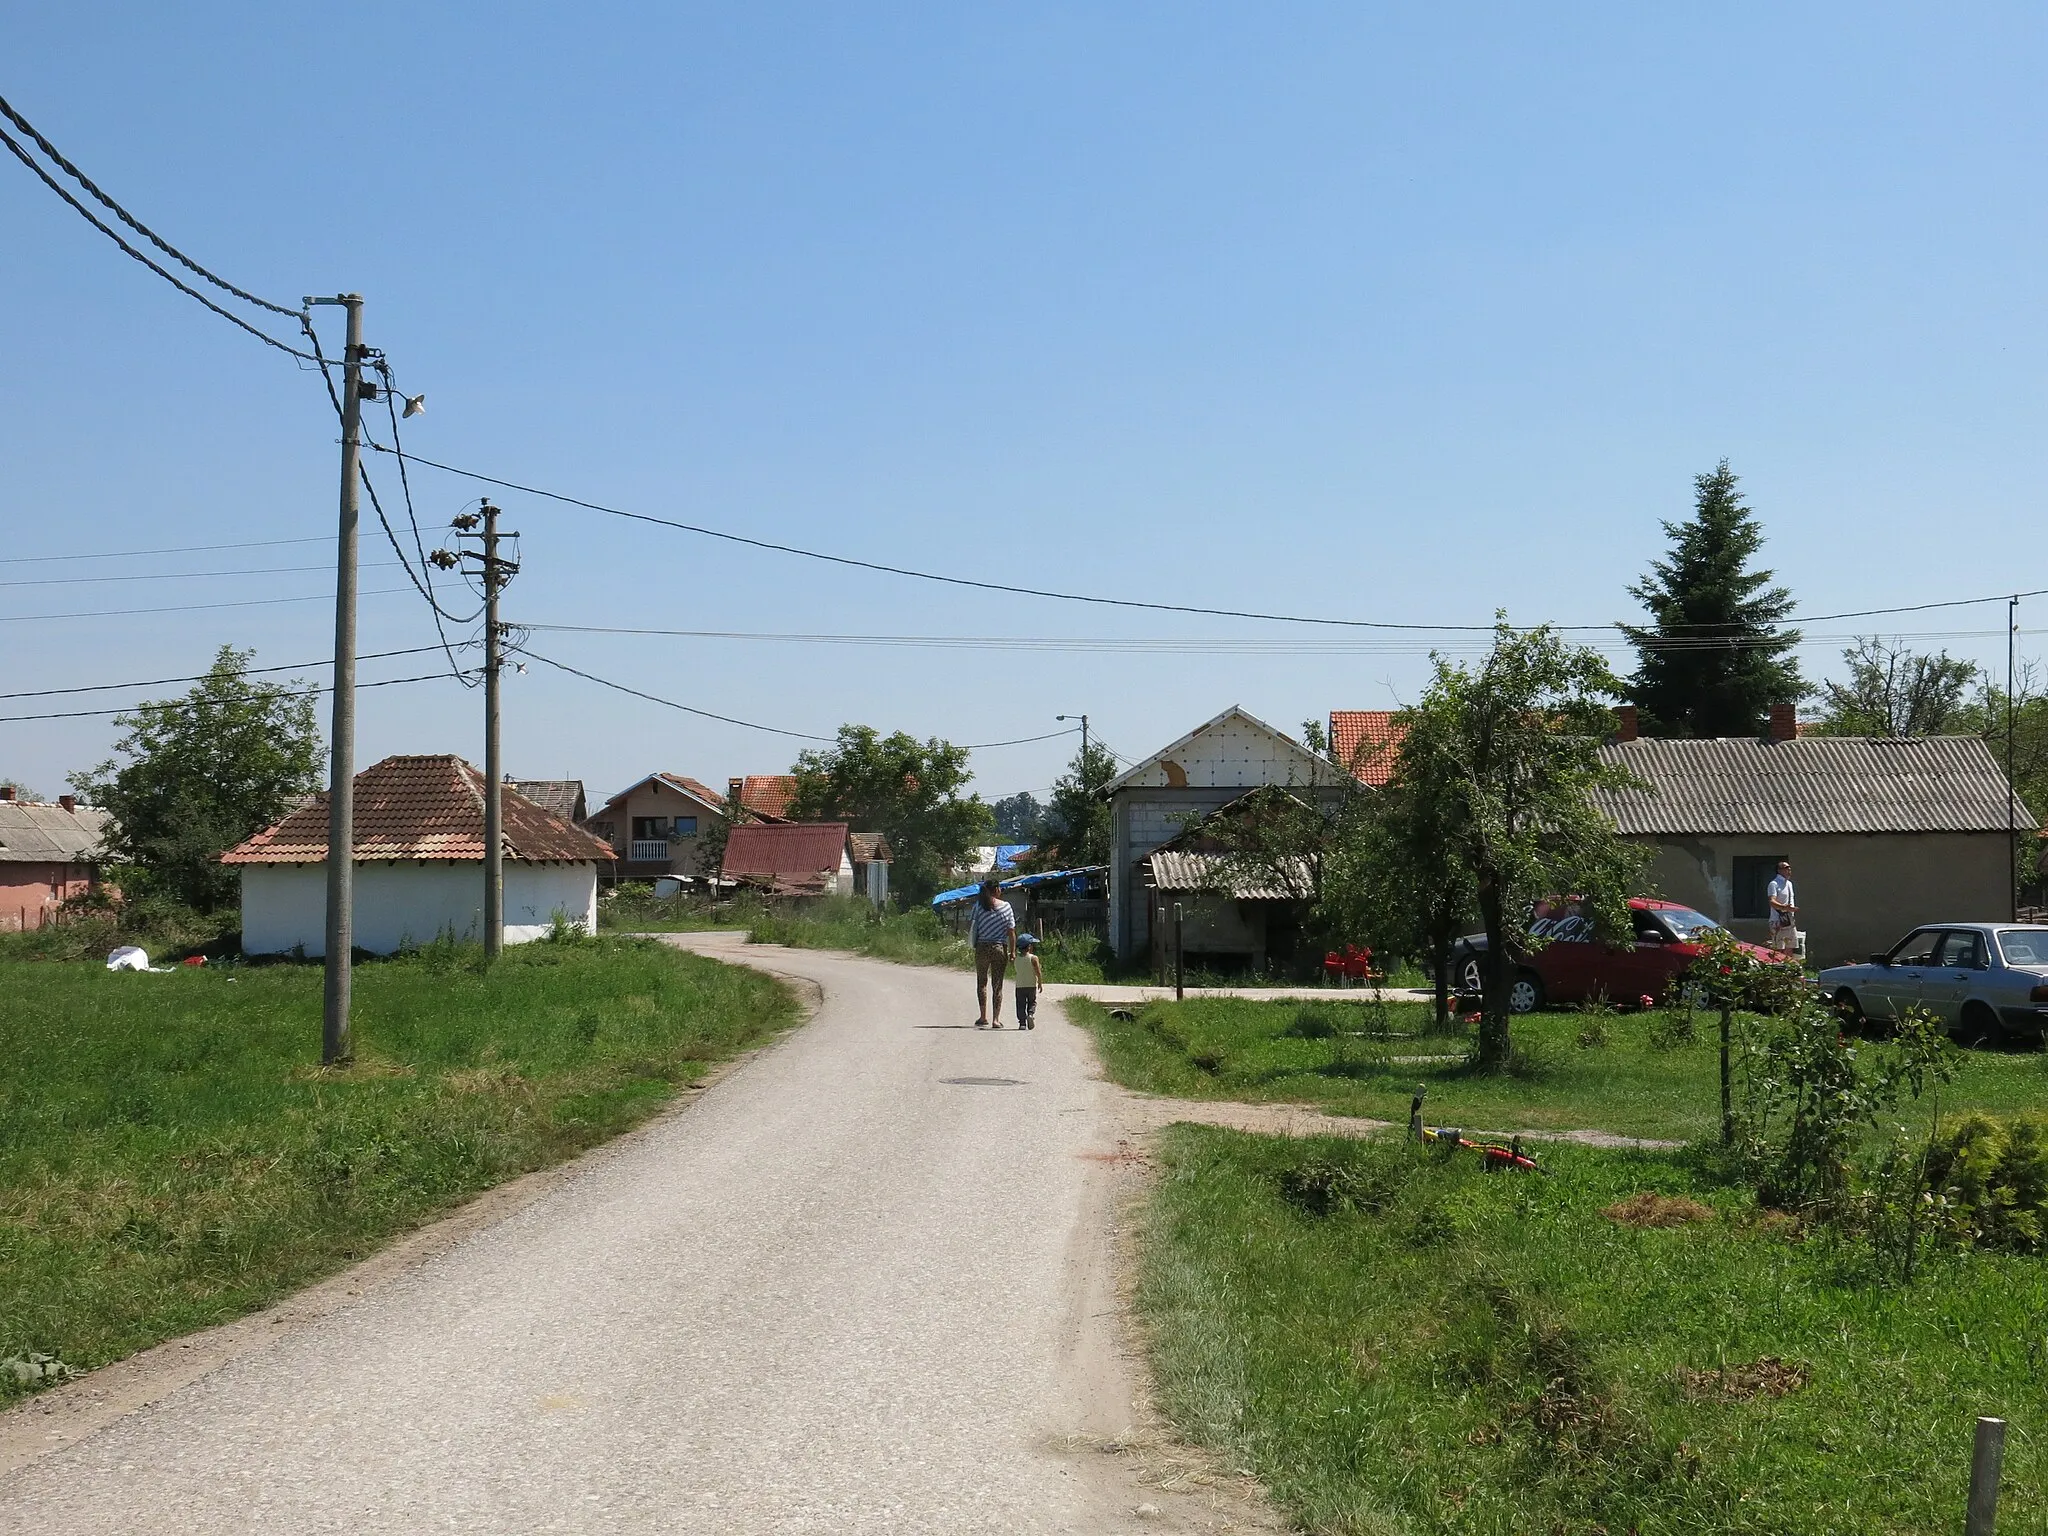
[0,934,798,1399]
[1073,996,2048,1142]
[1139,1125,2047,1535]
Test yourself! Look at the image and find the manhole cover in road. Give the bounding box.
[942,1076,1024,1086]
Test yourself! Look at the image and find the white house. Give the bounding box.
[1104,705,1352,963]
[223,754,614,956]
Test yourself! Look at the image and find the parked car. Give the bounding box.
[1448,896,1783,1014]
[1816,924,2048,1043]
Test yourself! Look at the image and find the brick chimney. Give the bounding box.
[0,785,13,801]
[1768,702,1798,742]
[728,777,745,801]
[58,794,76,812]
[1614,705,1639,743]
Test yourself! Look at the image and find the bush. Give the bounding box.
[1925,1110,2048,1252]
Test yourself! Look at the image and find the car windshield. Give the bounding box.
[1654,907,1721,939]
[1996,928,2048,968]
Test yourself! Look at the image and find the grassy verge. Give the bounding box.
[0,934,798,1400]
[1073,996,2048,1142]
[1140,1124,2047,1534]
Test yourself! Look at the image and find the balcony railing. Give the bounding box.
[628,840,670,864]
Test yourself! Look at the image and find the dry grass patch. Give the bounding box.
[1603,1191,1715,1228]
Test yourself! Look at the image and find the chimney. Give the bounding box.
[58,794,76,812]
[729,777,744,800]
[0,785,13,801]
[1614,705,1639,743]
[1768,702,1798,742]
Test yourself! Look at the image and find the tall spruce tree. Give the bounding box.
[1619,461,1804,737]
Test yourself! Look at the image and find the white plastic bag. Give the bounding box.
[106,945,150,971]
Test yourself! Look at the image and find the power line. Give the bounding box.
[958,727,1081,750]
[0,587,415,624]
[374,446,1505,632]
[378,445,2048,639]
[0,646,449,702]
[0,92,300,318]
[0,536,331,566]
[0,671,460,725]
[0,560,402,589]
[516,649,836,741]
[0,113,316,362]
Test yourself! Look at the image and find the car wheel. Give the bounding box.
[1458,957,1484,995]
[1956,1001,2001,1048]
[1508,971,1544,1015]
[1832,988,1867,1030]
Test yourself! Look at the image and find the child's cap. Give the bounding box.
[1016,933,1038,947]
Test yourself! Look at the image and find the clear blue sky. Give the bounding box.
[5,3,2044,807]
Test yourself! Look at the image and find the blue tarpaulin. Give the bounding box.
[930,866,1108,908]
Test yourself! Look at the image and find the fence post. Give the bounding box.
[1173,902,1184,1002]
[1967,1416,2005,1536]
[1719,1004,1734,1146]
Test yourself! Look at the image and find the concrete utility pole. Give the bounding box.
[482,500,505,960]
[2009,595,2020,923]
[446,502,518,958]
[310,293,364,1066]
[1058,713,1089,766]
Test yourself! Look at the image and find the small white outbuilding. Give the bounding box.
[223,753,614,956]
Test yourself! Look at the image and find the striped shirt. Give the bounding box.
[969,899,1016,947]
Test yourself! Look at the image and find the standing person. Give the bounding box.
[1012,934,1042,1030]
[1767,859,1798,954]
[969,879,1016,1028]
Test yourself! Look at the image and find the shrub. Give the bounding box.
[1924,1111,2048,1252]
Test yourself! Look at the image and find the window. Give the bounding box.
[631,816,669,840]
[1890,929,1941,966]
[1997,928,2048,967]
[1935,930,1986,969]
[673,816,698,837]
[1731,856,1788,921]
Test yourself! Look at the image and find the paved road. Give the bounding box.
[5,937,1249,1535]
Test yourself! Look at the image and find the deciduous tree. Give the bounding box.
[1398,621,1651,1067]
[1813,637,1978,737]
[71,646,322,910]
[1036,738,1118,868]
[789,726,991,901]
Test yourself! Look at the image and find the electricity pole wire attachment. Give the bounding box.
[1057,714,1089,766]
[440,504,519,959]
[308,293,365,1066]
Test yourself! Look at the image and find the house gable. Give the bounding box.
[1105,706,1335,795]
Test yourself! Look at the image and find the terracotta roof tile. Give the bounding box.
[222,755,615,864]
[734,775,799,821]
[1328,711,1406,786]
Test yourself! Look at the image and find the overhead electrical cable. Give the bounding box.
[0,536,330,566]
[0,111,317,362]
[0,560,403,589]
[377,446,2048,638]
[0,671,459,725]
[0,587,414,624]
[516,649,837,741]
[0,646,449,703]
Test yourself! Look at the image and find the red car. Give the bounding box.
[1448,897,1783,1013]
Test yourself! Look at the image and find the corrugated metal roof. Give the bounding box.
[722,821,849,894]
[1593,735,2036,836]
[1328,710,1406,786]
[0,802,112,864]
[1143,850,1312,899]
[222,756,616,864]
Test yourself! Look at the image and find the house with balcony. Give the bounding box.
[585,773,732,882]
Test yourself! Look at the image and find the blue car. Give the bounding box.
[1817,923,2048,1044]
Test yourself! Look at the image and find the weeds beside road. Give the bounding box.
[0,935,798,1402]
[1142,1125,2048,1534]
[1076,995,2048,1144]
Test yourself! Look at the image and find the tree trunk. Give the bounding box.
[1476,875,1512,1068]
[1431,926,1451,1033]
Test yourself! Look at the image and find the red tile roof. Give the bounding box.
[1328,711,1406,787]
[670,775,727,808]
[733,775,799,821]
[222,755,615,864]
[722,821,849,895]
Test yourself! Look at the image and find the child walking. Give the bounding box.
[1012,934,1042,1030]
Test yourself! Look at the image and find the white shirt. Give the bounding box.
[1767,874,1795,926]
